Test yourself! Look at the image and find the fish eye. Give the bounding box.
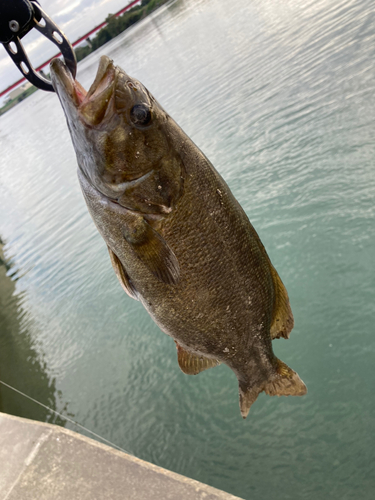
[130,103,152,127]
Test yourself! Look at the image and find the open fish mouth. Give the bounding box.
[50,56,117,125]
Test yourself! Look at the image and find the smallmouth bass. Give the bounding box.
[50,56,306,418]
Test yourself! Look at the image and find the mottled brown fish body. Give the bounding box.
[51,56,306,417]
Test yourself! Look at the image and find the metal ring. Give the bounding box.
[9,20,20,33]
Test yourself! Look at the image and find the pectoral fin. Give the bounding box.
[122,216,180,285]
[107,246,138,300]
[269,265,294,339]
[176,343,220,375]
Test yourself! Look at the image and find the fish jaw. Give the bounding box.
[50,56,123,197]
[50,54,155,136]
[50,58,83,115]
[50,56,116,126]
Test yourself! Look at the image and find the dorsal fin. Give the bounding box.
[176,343,220,375]
[269,265,294,339]
[245,223,294,340]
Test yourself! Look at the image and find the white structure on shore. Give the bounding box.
[5,82,32,103]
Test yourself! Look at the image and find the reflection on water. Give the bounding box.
[0,237,66,425]
[0,0,374,499]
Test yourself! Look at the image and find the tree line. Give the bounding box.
[75,0,169,62]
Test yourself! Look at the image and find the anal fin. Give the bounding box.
[108,246,138,300]
[176,343,220,375]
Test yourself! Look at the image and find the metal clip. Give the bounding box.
[2,1,77,92]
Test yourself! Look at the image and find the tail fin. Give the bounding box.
[239,358,307,419]
[239,385,263,419]
[264,358,307,398]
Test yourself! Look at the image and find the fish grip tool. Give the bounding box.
[0,0,76,91]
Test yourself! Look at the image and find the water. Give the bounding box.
[1,0,374,498]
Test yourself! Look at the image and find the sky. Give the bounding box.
[0,0,139,100]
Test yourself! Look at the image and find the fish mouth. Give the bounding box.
[50,56,116,126]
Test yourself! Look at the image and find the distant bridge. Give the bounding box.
[0,0,141,98]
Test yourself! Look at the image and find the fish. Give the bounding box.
[50,55,307,418]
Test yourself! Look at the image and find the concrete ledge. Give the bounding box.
[0,412,243,500]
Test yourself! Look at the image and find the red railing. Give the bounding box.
[0,0,141,98]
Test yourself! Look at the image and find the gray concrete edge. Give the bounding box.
[0,412,243,500]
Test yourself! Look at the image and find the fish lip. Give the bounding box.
[84,55,116,101]
[50,58,82,107]
[50,56,116,110]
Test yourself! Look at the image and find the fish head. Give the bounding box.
[50,56,170,199]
